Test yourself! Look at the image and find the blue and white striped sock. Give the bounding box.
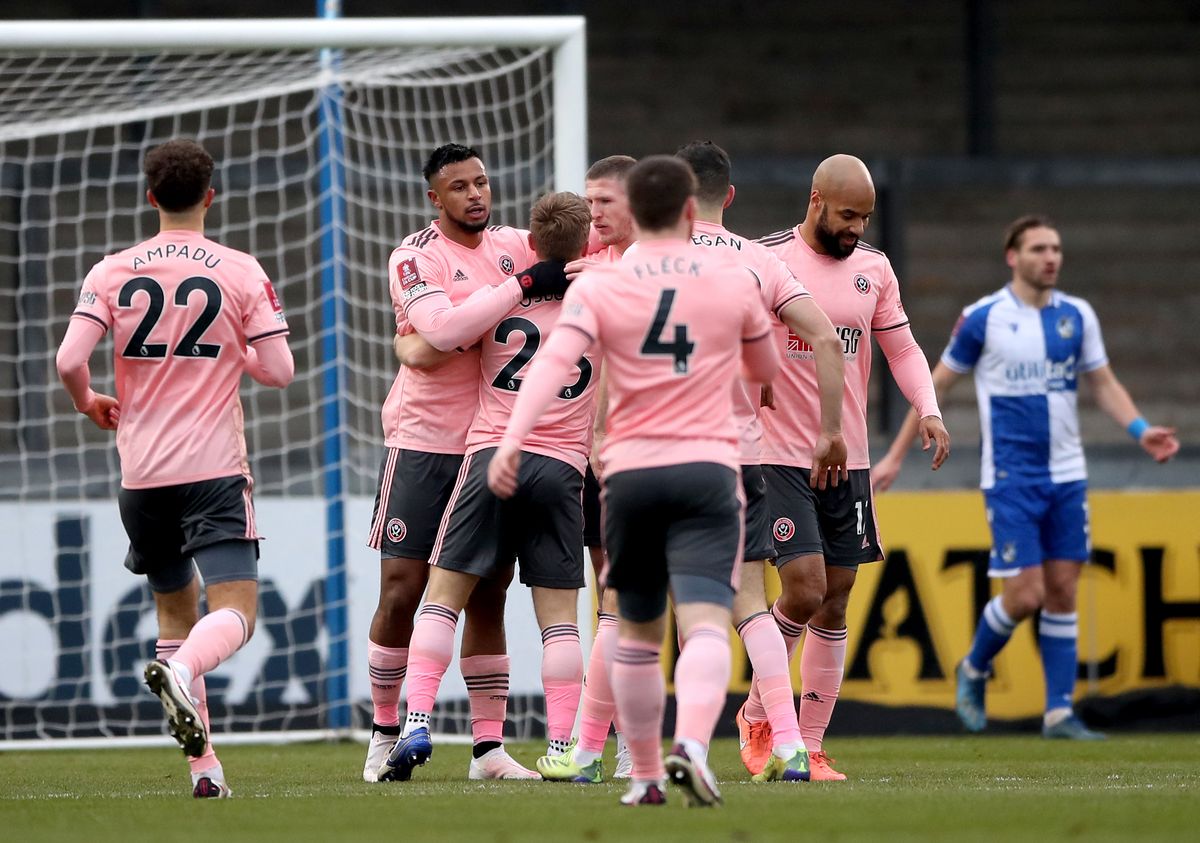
[1038,611,1079,713]
[965,596,1017,675]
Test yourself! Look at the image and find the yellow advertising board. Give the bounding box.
[708,490,1200,719]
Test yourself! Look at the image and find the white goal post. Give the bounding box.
[0,17,588,749]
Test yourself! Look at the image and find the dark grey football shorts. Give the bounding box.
[118,474,259,593]
[761,465,883,569]
[368,447,465,560]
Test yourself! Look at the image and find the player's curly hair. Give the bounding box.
[626,156,697,231]
[143,139,214,213]
[530,192,591,261]
[1004,215,1056,252]
[423,143,481,182]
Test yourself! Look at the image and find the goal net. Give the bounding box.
[0,17,586,746]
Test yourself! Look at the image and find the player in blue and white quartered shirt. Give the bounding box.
[873,216,1179,740]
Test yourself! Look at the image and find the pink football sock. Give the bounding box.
[673,623,731,750]
[611,638,665,782]
[736,612,802,748]
[170,607,249,680]
[744,600,806,722]
[798,625,847,752]
[367,640,408,728]
[540,623,583,745]
[159,638,218,775]
[578,613,619,754]
[461,653,510,745]
[404,603,459,717]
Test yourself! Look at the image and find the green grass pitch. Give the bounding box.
[3,735,1198,842]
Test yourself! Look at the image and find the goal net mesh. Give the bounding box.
[0,41,558,743]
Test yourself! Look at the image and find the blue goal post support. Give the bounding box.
[316,0,351,731]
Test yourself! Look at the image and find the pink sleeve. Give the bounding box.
[872,258,910,331]
[876,324,941,418]
[56,316,106,411]
[403,275,523,352]
[763,252,811,316]
[244,260,290,344]
[244,335,295,388]
[500,324,593,449]
[742,274,779,383]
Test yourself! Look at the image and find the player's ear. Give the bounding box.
[203,188,215,209]
[527,231,536,253]
[1005,248,1018,269]
[723,184,735,210]
[427,187,442,211]
[146,190,159,209]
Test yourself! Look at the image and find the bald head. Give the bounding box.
[804,154,876,259]
[811,154,874,205]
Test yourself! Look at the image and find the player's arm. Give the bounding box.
[1083,364,1179,462]
[873,361,962,492]
[589,361,609,477]
[402,257,571,352]
[489,324,594,498]
[778,296,848,483]
[393,332,456,370]
[244,335,294,387]
[740,284,780,385]
[55,317,119,430]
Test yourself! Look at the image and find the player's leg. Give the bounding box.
[602,467,671,806]
[582,464,631,776]
[533,587,584,757]
[517,455,586,763]
[740,464,823,760]
[363,556,427,779]
[540,586,620,781]
[797,469,882,782]
[735,575,808,783]
[958,483,1046,732]
[732,464,807,779]
[662,463,743,806]
[363,447,461,780]
[800,565,854,781]
[1039,480,1103,739]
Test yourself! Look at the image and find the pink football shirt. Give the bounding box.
[690,220,811,463]
[381,221,536,454]
[554,239,776,475]
[70,229,289,488]
[468,296,599,473]
[757,227,908,469]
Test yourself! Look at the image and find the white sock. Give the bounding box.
[190,762,224,787]
[402,710,431,737]
[1044,707,1072,727]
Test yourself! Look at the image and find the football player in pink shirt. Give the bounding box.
[381,193,596,782]
[675,140,849,783]
[364,144,569,782]
[490,156,780,808]
[55,139,294,798]
[740,155,949,781]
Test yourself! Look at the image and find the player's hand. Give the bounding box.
[81,393,120,431]
[589,434,605,480]
[871,452,902,493]
[487,444,523,499]
[920,415,951,470]
[516,260,569,299]
[809,432,848,490]
[760,384,776,410]
[565,257,599,280]
[1140,426,1180,463]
